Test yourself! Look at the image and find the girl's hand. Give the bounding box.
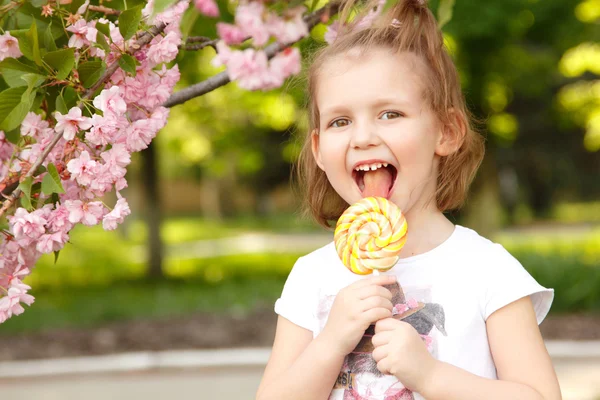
[320,275,396,357]
[372,318,437,392]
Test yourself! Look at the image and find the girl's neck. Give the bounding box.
[399,206,455,259]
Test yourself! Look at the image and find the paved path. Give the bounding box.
[1,343,599,400]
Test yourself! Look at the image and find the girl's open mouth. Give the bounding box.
[352,163,397,199]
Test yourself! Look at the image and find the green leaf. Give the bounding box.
[70,0,86,13]
[54,250,60,264]
[0,58,42,87]
[41,163,66,196]
[96,22,111,38]
[96,31,111,53]
[43,22,58,52]
[29,21,42,66]
[20,73,45,88]
[55,93,68,114]
[118,6,143,41]
[43,48,75,80]
[10,22,43,65]
[0,85,34,131]
[18,176,33,211]
[437,0,455,29]
[118,54,137,76]
[78,60,107,89]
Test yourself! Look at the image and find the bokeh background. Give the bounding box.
[1,0,599,361]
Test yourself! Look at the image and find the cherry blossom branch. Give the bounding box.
[88,5,121,15]
[178,36,218,51]
[163,2,340,108]
[0,16,172,219]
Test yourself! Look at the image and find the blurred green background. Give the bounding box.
[1,0,599,336]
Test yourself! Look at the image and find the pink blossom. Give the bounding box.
[36,231,68,254]
[55,107,92,141]
[212,41,234,67]
[93,86,127,117]
[354,0,385,31]
[0,130,14,160]
[142,0,155,19]
[64,200,105,226]
[21,112,49,138]
[324,21,340,44]
[76,0,90,15]
[66,19,91,48]
[269,47,301,83]
[236,2,269,46]
[8,208,48,245]
[86,114,122,146]
[149,107,169,131]
[226,48,273,90]
[100,143,131,177]
[217,23,246,45]
[195,0,219,17]
[147,30,181,65]
[125,118,157,152]
[67,150,98,186]
[155,0,189,26]
[0,279,35,323]
[0,32,22,61]
[266,7,308,44]
[160,64,181,90]
[102,194,131,230]
[138,78,171,110]
[46,204,74,233]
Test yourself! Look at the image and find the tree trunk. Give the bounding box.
[141,141,164,279]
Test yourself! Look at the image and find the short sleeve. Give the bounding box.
[482,244,554,325]
[274,256,317,332]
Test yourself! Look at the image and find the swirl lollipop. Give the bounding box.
[334,196,407,275]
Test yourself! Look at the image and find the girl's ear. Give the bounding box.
[435,109,466,157]
[311,129,326,170]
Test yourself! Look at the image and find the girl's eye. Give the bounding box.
[380,111,402,120]
[329,118,351,128]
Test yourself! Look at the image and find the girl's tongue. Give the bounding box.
[362,167,393,198]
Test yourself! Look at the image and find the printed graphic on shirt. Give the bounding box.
[318,282,447,400]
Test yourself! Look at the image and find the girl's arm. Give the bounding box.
[256,316,345,400]
[421,296,562,400]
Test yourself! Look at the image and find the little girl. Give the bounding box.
[257,1,562,399]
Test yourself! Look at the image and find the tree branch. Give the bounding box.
[88,5,121,15]
[163,2,340,108]
[178,36,218,51]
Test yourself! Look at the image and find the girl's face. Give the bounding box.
[312,49,449,216]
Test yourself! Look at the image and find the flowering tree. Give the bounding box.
[0,0,349,324]
[0,0,454,324]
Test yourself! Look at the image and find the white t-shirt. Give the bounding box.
[274,225,553,400]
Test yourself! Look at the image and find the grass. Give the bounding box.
[3,220,599,335]
[123,213,320,245]
[0,277,287,335]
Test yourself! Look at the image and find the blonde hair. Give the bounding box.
[297,0,485,229]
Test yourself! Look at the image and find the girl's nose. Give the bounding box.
[349,123,381,149]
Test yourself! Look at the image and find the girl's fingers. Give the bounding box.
[357,284,393,301]
[375,317,402,333]
[360,296,393,312]
[353,274,397,289]
[371,331,393,347]
[371,343,389,362]
[362,307,393,324]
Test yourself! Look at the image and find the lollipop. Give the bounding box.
[334,196,407,275]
